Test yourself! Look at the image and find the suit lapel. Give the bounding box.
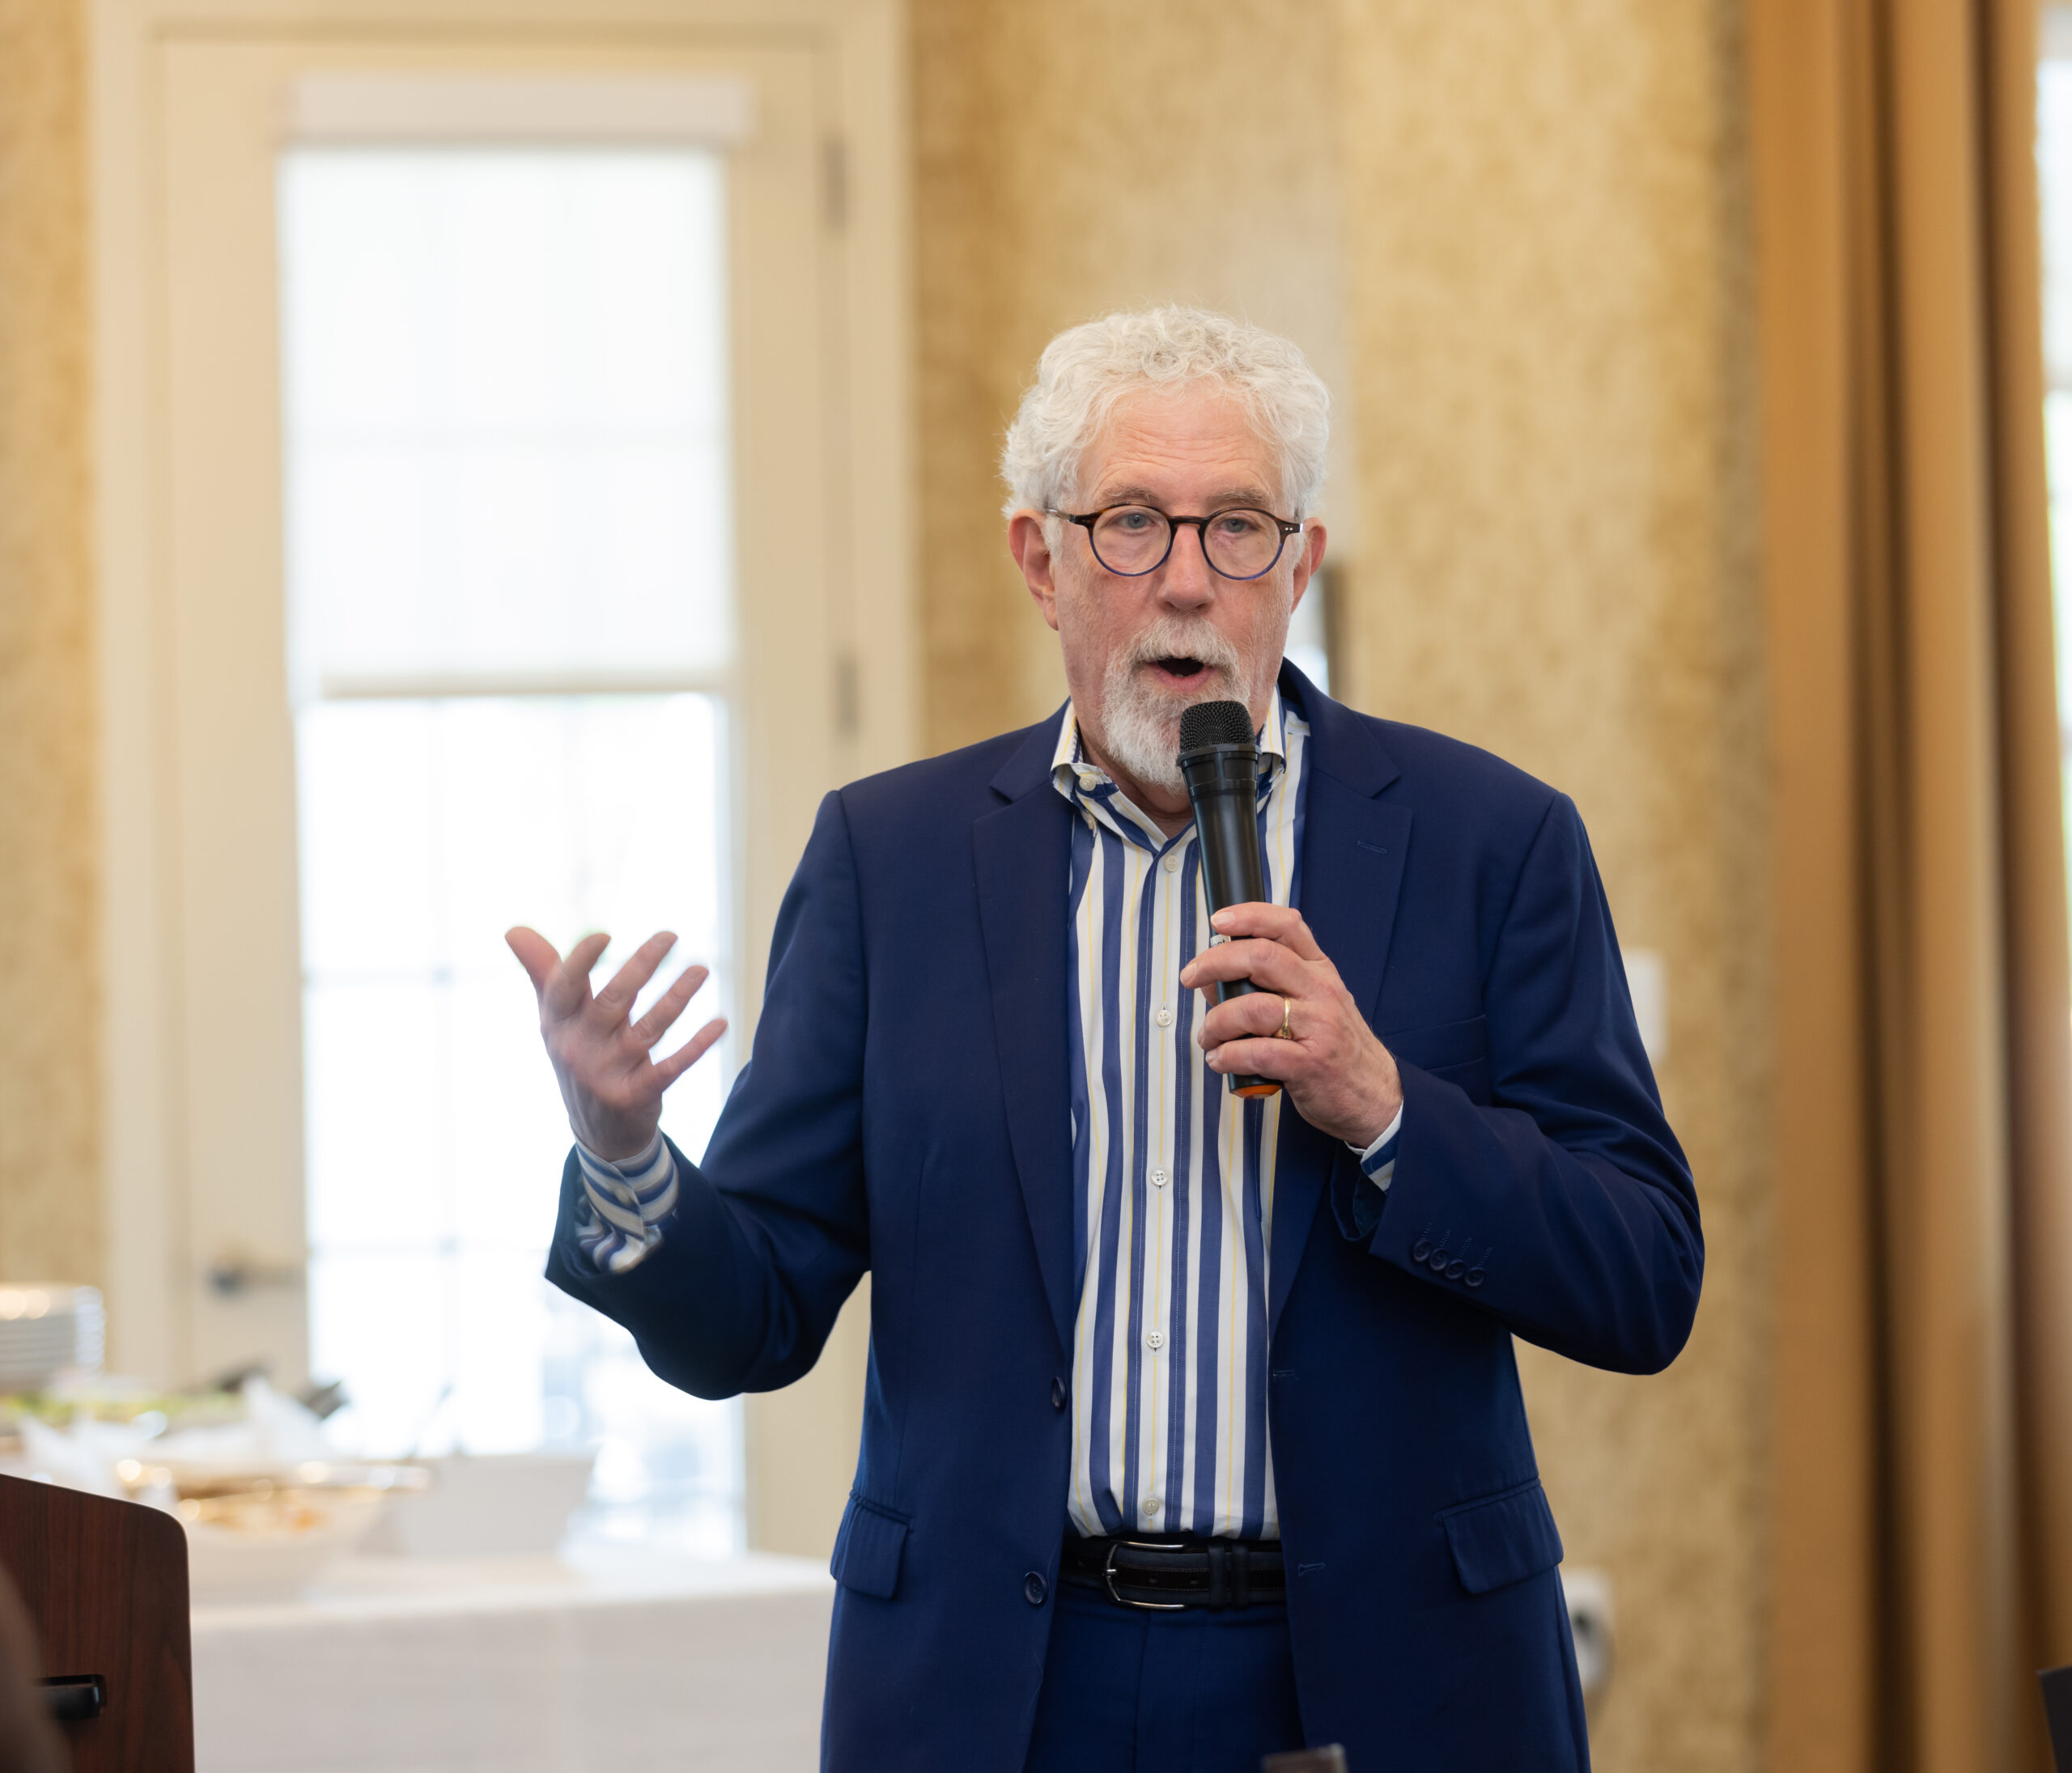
[966,680,1412,1350]
[974,721,1078,1355]
[1269,669,1412,1338]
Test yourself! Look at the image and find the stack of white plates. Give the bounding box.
[0,1286,104,1391]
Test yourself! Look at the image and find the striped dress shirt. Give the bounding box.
[575,683,1402,1541]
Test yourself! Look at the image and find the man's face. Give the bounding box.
[1008,382,1326,802]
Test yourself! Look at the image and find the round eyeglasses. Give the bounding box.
[1052,505,1303,581]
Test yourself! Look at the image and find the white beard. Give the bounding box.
[1090,616,1250,795]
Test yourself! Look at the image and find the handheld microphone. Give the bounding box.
[1178,701,1280,1100]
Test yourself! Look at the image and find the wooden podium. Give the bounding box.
[0,1472,193,1771]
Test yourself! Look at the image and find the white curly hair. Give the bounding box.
[999,307,1331,520]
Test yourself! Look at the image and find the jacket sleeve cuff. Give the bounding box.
[1327,1104,1403,1243]
[1347,1104,1403,1190]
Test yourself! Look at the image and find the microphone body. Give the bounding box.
[1177,702,1280,1101]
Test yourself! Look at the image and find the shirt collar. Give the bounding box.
[1051,682,1289,844]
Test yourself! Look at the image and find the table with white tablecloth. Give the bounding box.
[190,1547,834,1773]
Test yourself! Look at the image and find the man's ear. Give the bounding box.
[1007,509,1063,633]
[1288,520,1327,614]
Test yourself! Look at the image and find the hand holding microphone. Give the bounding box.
[1177,701,1402,1147]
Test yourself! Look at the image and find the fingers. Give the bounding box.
[592,931,679,1020]
[631,964,711,1049]
[542,931,613,1019]
[1204,1011,1405,1148]
[1196,989,1291,1051]
[1208,903,1324,961]
[1205,1033,1303,1084]
[652,1016,728,1088]
[506,927,563,991]
[1182,936,1314,999]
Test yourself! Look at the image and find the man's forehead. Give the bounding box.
[1081,387,1281,507]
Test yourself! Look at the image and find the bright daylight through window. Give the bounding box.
[279,146,743,1550]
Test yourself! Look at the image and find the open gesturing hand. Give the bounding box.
[506,927,728,1162]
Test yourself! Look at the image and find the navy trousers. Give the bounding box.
[1023,1582,1306,1773]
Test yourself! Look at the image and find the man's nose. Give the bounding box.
[1157,523,1216,607]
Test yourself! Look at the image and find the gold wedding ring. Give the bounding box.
[1276,995,1295,1040]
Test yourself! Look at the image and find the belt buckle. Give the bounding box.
[1104,1538,1188,1612]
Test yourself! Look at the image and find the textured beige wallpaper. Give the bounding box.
[0,0,100,1289]
[1342,3,1768,1770]
[918,2,1768,1771]
[913,0,1353,753]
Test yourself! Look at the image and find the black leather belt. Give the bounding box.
[1059,1534,1286,1611]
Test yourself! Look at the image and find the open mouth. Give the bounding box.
[1144,655,1215,689]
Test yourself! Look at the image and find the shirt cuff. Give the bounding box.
[572,1133,679,1274]
[1346,1104,1403,1193]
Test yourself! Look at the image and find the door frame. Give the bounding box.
[91,0,910,1554]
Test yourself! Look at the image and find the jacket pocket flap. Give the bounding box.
[830,1494,909,1600]
[1438,1479,1564,1595]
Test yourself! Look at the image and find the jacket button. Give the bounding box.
[1428,1248,1450,1273]
[1464,1267,1486,1288]
[1051,1376,1068,1412]
[1412,1240,1432,1263]
[1445,1260,1466,1280]
[1024,1572,1047,1606]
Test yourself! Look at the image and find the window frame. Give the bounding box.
[91,0,911,1556]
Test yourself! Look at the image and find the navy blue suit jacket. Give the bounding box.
[546,665,1700,1771]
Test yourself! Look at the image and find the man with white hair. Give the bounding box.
[512,308,1699,1771]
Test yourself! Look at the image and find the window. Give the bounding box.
[101,15,906,1559]
[280,146,744,1546]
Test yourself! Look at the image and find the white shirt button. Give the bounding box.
[1162,851,1182,872]
[1150,1169,1168,1188]
[1146,1330,1166,1351]
[1144,1497,1161,1515]
[1077,771,1099,792]
[1155,1007,1173,1027]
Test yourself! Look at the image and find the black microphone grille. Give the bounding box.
[1178,700,1255,754]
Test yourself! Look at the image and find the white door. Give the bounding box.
[97,2,910,1554]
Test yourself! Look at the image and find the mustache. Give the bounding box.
[1119,617,1244,677]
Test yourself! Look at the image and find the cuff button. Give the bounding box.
[1411,1240,1432,1263]
[1464,1267,1486,1288]
[1445,1260,1466,1280]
